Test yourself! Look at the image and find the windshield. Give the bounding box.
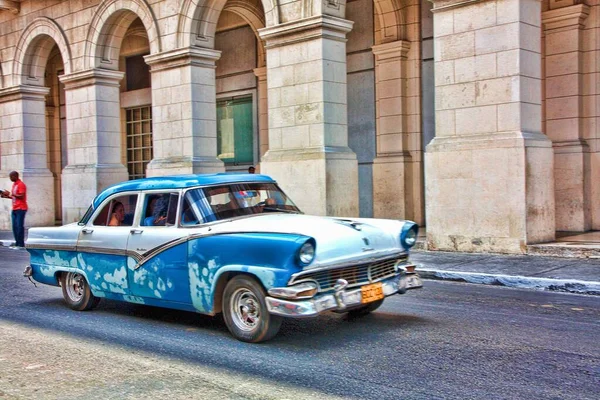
[182,183,301,224]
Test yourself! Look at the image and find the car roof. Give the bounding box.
[93,173,276,208]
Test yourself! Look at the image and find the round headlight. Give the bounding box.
[298,242,315,265]
[405,229,417,247]
[400,223,419,249]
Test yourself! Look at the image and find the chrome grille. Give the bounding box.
[291,256,402,292]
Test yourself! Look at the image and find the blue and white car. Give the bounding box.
[25,174,422,342]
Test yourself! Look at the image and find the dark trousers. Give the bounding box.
[11,209,26,247]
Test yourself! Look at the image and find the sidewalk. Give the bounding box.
[411,250,600,296]
[3,230,599,296]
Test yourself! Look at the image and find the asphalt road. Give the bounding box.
[1,247,599,400]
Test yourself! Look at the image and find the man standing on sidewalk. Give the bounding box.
[1,171,27,248]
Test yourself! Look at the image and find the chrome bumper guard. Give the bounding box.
[266,271,423,318]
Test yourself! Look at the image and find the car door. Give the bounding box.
[126,191,192,304]
[76,192,139,295]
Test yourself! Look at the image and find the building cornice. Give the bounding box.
[542,4,589,31]
[430,0,493,13]
[0,85,50,103]
[372,40,411,60]
[144,47,221,72]
[59,69,125,89]
[253,67,267,80]
[258,15,353,48]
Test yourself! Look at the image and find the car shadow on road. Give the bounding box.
[14,295,433,348]
[273,310,433,346]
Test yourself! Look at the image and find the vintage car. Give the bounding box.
[25,174,422,342]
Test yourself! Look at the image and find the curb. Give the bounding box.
[419,269,600,296]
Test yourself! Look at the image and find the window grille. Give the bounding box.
[126,106,153,180]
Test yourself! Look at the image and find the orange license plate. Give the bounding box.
[361,282,384,304]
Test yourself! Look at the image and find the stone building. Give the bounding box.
[0,0,597,253]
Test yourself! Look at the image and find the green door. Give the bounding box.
[217,97,253,165]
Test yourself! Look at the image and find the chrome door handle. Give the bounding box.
[82,228,94,234]
[130,229,143,234]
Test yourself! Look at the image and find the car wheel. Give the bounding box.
[222,275,282,343]
[347,299,384,318]
[61,272,100,311]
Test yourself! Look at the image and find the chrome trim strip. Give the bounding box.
[134,236,191,268]
[25,244,77,252]
[75,246,144,263]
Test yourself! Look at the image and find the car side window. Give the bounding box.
[141,193,179,227]
[93,194,138,227]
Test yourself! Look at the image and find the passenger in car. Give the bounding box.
[144,195,168,226]
[108,202,125,226]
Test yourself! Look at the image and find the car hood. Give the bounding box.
[208,213,406,268]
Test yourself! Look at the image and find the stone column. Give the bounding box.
[253,67,269,161]
[60,69,129,224]
[144,47,225,176]
[542,3,591,231]
[372,41,415,221]
[259,15,359,217]
[426,0,555,253]
[0,85,55,228]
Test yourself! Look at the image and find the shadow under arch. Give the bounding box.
[84,0,161,70]
[222,0,267,67]
[12,17,72,86]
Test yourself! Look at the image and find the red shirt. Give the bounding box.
[11,179,27,211]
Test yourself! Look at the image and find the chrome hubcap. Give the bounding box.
[230,288,261,332]
[65,273,85,302]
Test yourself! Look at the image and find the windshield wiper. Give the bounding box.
[262,206,299,214]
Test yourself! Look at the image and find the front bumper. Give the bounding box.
[265,272,422,318]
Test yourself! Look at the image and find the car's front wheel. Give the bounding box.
[222,275,282,343]
[60,272,100,311]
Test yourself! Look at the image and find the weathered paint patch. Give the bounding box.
[103,265,127,294]
[42,250,73,267]
[188,257,220,313]
[39,265,56,278]
[79,253,131,296]
[246,267,277,288]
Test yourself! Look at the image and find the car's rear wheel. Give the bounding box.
[222,275,282,343]
[347,299,384,318]
[61,272,100,311]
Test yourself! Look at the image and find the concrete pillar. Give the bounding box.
[427,0,555,253]
[259,15,359,217]
[253,67,269,161]
[542,3,591,231]
[60,69,129,224]
[144,47,225,176]
[372,40,416,221]
[0,85,55,228]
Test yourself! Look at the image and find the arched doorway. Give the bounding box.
[214,1,267,172]
[44,47,67,224]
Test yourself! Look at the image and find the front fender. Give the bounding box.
[186,232,311,314]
